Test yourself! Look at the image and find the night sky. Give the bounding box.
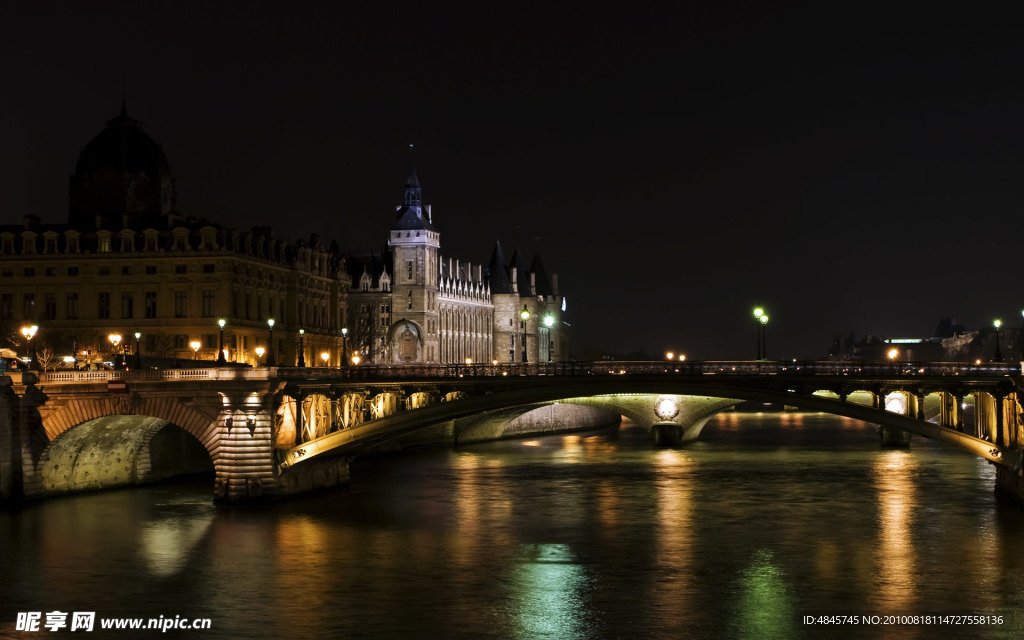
[3,2,1024,360]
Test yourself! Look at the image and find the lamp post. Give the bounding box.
[266,318,276,367]
[759,313,769,360]
[255,346,265,366]
[543,314,555,361]
[108,333,122,369]
[520,305,530,363]
[21,325,38,371]
[217,319,226,365]
[134,332,141,369]
[753,308,764,359]
[994,319,1003,362]
[298,329,306,367]
[190,341,201,360]
[320,351,330,367]
[341,327,348,369]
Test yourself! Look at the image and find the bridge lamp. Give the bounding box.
[753,308,765,360]
[666,351,674,360]
[298,329,306,367]
[108,333,122,369]
[888,348,898,360]
[320,351,330,366]
[217,319,227,365]
[465,357,473,366]
[255,346,265,365]
[134,332,142,369]
[351,354,361,366]
[190,340,201,360]
[341,327,348,368]
[492,359,498,365]
[679,354,686,361]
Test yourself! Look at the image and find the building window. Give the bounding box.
[67,237,78,253]
[121,292,134,319]
[146,236,157,252]
[98,292,110,319]
[174,335,187,349]
[99,266,110,276]
[145,265,157,275]
[45,267,56,276]
[407,291,413,310]
[203,264,215,273]
[67,266,78,276]
[145,291,157,319]
[45,238,56,254]
[174,291,187,318]
[122,266,133,275]
[23,294,35,319]
[0,294,12,320]
[204,334,217,349]
[202,291,216,317]
[1,269,12,277]
[24,267,34,277]
[44,293,56,320]
[66,293,78,320]
[99,237,111,253]
[175,264,187,274]
[407,260,413,280]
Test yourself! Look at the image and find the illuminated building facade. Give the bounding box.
[0,106,348,368]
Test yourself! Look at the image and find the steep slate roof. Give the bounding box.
[529,253,552,296]
[485,239,513,294]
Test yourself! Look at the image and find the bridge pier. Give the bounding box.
[651,421,685,445]
[878,425,912,448]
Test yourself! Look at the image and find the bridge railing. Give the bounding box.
[274,360,1022,380]
[5,360,1018,386]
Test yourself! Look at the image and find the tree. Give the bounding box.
[36,343,57,372]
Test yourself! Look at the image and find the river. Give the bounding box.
[2,411,1023,639]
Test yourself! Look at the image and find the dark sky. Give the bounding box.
[3,2,1024,360]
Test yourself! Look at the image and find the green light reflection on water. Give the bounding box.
[729,548,796,640]
[507,543,592,640]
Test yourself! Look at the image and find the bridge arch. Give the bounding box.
[282,377,1015,470]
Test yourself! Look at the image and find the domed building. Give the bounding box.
[0,106,349,369]
[69,103,178,228]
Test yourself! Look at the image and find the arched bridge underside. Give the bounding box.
[282,375,1023,471]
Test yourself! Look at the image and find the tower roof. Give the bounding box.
[486,239,513,294]
[529,253,552,296]
[509,244,532,296]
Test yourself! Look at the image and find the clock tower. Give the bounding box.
[386,166,440,362]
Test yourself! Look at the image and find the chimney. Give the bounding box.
[552,274,558,296]
[511,266,518,293]
[530,272,536,296]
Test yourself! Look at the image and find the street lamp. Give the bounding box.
[298,329,306,367]
[134,332,141,369]
[351,354,361,366]
[543,314,555,361]
[993,319,1003,362]
[341,327,348,368]
[753,307,764,360]
[190,341,201,360]
[255,346,265,366]
[666,351,674,360]
[108,333,122,369]
[267,318,276,367]
[520,305,530,363]
[759,313,769,360]
[217,319,226,365]
[21,325,38,370]
[320,351,330,367]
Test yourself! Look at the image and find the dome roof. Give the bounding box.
[73,104,172,179]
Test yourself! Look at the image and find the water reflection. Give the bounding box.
[729,549,796,639]
[871,450,918,613]
[138,496,215,577]
[507,543,591,639]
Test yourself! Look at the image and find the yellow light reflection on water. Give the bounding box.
[651,449,695,633]
[138,505,215,577]
[870,450,918,612]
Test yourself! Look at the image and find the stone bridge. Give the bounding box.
[2,360,1023,506]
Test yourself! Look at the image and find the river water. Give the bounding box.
[2,411,1023,640]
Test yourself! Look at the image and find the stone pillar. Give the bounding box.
[0,377,20,506]
[916,393,925,421]
[294,392,305,447]
[950,391,958,432]
[651,422,684,446]
[879,425,912,447]
[995,395,1005,447]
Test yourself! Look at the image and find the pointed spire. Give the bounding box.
[403,144,422,210]
[509,243,532,296]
